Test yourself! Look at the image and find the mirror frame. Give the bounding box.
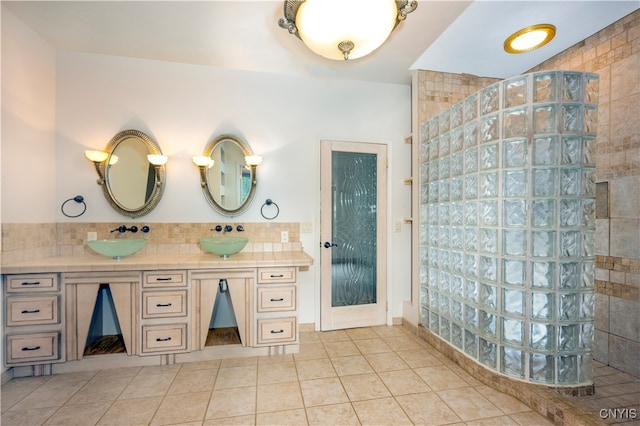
[100,129,166,218]
[199,134,257,217]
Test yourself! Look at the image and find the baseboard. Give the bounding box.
[1,368,13,385]
[299,322,316,332]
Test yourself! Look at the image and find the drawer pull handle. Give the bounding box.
[20,281,41,286]
[270,329,285,334]
[155,277,173,281]
[270,298,285,302]
[21,309,41,314]
[22,346,41,351]
[156,337,172,342]
[156,303,172,307]
[270,274,284,278]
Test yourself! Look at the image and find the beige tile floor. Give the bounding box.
[2,326,558,425]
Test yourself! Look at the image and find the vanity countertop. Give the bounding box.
[1,251,314,274]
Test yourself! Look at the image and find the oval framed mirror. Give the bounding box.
[197,134,258,216]
[100,129,166,218]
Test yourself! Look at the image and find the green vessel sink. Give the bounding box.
[200,236,249,258]
[87,238,147,259]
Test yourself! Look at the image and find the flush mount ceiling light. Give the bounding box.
[279,0,418,61]
[504,24,556,54]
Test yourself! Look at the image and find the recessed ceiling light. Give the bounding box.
[504,24,556,54]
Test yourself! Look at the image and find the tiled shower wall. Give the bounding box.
[419,71,599,386]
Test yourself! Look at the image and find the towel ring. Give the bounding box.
[61,195,87,218]
[260,199,279,220]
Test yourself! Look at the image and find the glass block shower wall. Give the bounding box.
[419,71,599,386]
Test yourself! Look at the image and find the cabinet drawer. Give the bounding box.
[141,324,187,353]
[6,296,59,326]
[257,286,296,312]
[257,317,297,345]
[142,291,187,318]
[257,267,296,284]
[6,332,60,364]
[143,271,187,288]
[6,274,58,293]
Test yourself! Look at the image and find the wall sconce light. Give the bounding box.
[278,0,417,60]
[192,155,215,188]
[84,150,109,185]
[147,154,168,186]
[245,155,262,186]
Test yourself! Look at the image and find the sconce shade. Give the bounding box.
[84,150,109,163]
[279,0,417,61]
[147,154,168,166]
[192,155,214,168]
[245,155,263,166]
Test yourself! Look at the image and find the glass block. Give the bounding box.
[530,323,555,351]
[585,74,599,103]
[558,324,579,352]
[502,319,524,346]
[532,230,555,258]
[452,301,463,324]
[503,288,524,317]
[579,354,593,382]
[582,260,595,289]
[420,163,429,184]
[479,338,497,368]
[429,117,439,140]
[501,346,524,378]
[530,354,555,383]
[534,72,557,103]
[421,185,429,204]
[450,203,463,226]
[479,283,497,310]
[464,175,478,199]
[451,127,463,153]
[560,231,580,258]
[440,249,451,271]
[465,279,478,303]
[479,310,496,337]
[480,172,498,198]
[439,157,450,180]
[451,228,463,250]
[504,230,527,256]
[562,72,583,101]
[504,138,527,168]
[582,168,596,197]
[503,170,527,197]
[440,317,450,340]
[480,229,498,254]
[429,268,439,288]
[533,136,558,165]
[534,105,557,134]
[532,199,556,228]
[464,330,478,357]
[464,121,478,149]
[465,253,478,278]
[464,147,478,174]
[480,143,499,170]
[503,259,525,286]
[420,224,429,246]
[532,261,555,289]
[465,227,478,251]
[562,104,582,133]
[559,262,579,289]
[480,256,498,282]
[505,76,527,108]
[480,201,498,226]
[531,292,554,320]
[503,108,528,138]
[581,292,595,320]
[559,293,579,321]
[429,226,439,246]
[451,102,463,129]
[439,203,450,225]
[452,275,463,298]
[532,169,557,197]
[439,110,450,135]
[481,83,500,115]
[429,290,440,312]
[440,294,451,317]
[464,304,478,330]
[421,306,429,326]
[582,231,594,257]
[504,200,527,227]
[561,136,582,165]
[464,93,478,122]
[429,161,439,182]
[580,323,594,349]
[480,114,499,143]
[560,168,580,196]
[451,177,463,201]
[560,199,581,227]
[440,181,450,203]
[451,323,463,348]
[429,138,439,160]
[429,204,438,224]
[429,312,439,332]
[452,251,463,275]
[451,153,464,177]
[580,200,596,234]
[464,202,478,226]
[583,137,596,165]
[420,121,429,143]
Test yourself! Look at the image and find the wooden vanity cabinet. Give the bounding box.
[3,274,63,370]
[255,267,298,350]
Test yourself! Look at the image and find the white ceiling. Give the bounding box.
[3,1,639,85]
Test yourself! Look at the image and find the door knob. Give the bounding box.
[323,242,338,248]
